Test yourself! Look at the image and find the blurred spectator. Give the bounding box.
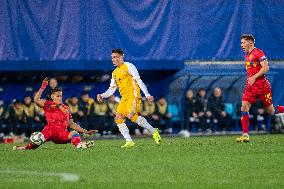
[183,89,198,132]
[208,87,232,131]
[0,98,5,137]
[78,92,94,130]
[106,95,119,134]
[46,78,58,100]
[22,96,35,137]
[66,96,80,123]
[272,114,284,133]
[7,99,25,135]
[34,102,45,132]
[93,101,108,135]
[195,88,212,132]
[250,99,269,131]
[136,98,158,135]
[155,96,173,134]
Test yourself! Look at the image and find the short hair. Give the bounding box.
[112,49,124,56]
[241,34,255,43]
[81,91,89,96]
[51,87,62,94]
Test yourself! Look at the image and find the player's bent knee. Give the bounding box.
[115,118,125,124]
[129,114,139,123]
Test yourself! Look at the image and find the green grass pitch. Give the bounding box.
[0,135,283,189]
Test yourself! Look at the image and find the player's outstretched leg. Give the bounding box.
[134,115,161,145]
[116,120,135,148]
[236,112,250,143]
[70,132,94,149]
[13,143,40,150]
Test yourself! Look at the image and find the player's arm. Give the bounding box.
[254,60,269,78]
[248,55,269,86]
[34,77,48,107]
[68,119,97,134]
[127,63,154,103]
[97,77,117,103]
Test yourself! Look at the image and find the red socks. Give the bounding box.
[25,143,39,150]
[276,105,284,113]
[241,112,249,134]
[71,134,81,146]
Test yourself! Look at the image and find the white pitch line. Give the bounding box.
[0,170,80,182]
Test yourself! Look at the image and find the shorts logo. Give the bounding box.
[265,93,272,104]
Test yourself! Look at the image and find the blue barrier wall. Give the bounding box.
[0,0,284,71]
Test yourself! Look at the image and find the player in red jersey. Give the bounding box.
[13,78,97,150]
[236,34,284,142]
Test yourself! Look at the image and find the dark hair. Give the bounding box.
[198,88,206,92]
[241,34,255,43]
[51,87,63,94]
[112,49,124,56]
[13,99,21,104]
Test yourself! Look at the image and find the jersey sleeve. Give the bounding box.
[101,74,117,98]
[255,49,267,62]
[126,63,151,97]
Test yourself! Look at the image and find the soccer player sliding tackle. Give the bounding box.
[97,49,161,148]
[237,34,284,142]
[13,78,97,150]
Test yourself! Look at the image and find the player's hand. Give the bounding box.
[97,94,103,103]
[247,76,256,86]
[40,77,49,90]
[147,95,154,104]
[85,130,98,135]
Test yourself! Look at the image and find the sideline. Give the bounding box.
[0,170,80,182]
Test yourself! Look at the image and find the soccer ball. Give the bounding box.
[178,130,191,138]
[30,132,45,145]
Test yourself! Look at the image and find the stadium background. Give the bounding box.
[1,0,284,135]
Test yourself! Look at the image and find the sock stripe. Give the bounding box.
[241,111,249,116]
[71,133,80,139]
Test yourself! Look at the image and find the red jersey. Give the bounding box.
[43,100,72,131]
[244,47,270,88]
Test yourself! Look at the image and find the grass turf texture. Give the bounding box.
[0,135,283,189]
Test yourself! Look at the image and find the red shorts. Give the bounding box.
[242,84,273,107]
[41,126,70,144]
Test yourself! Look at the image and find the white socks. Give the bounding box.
[117,123,132,142]
[136,116,155,135]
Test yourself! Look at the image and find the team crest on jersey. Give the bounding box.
[249,55,253,60]
[245,61,251,69]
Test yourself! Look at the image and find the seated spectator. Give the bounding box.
[7,99,25,136]
[34,102,45,132]
[0,98,5,137]
[22,96,35,137]
[195,88,212,132]
[78,91,94,130]
[66,96,80,123]
[250,99,269,131]
[106,95,119,134]
[45,78,58,100]
[208,87,232,132]
[183,89,198,132]
[137,98,159,135]
[155,96,173,134]
[93,100,108,135]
